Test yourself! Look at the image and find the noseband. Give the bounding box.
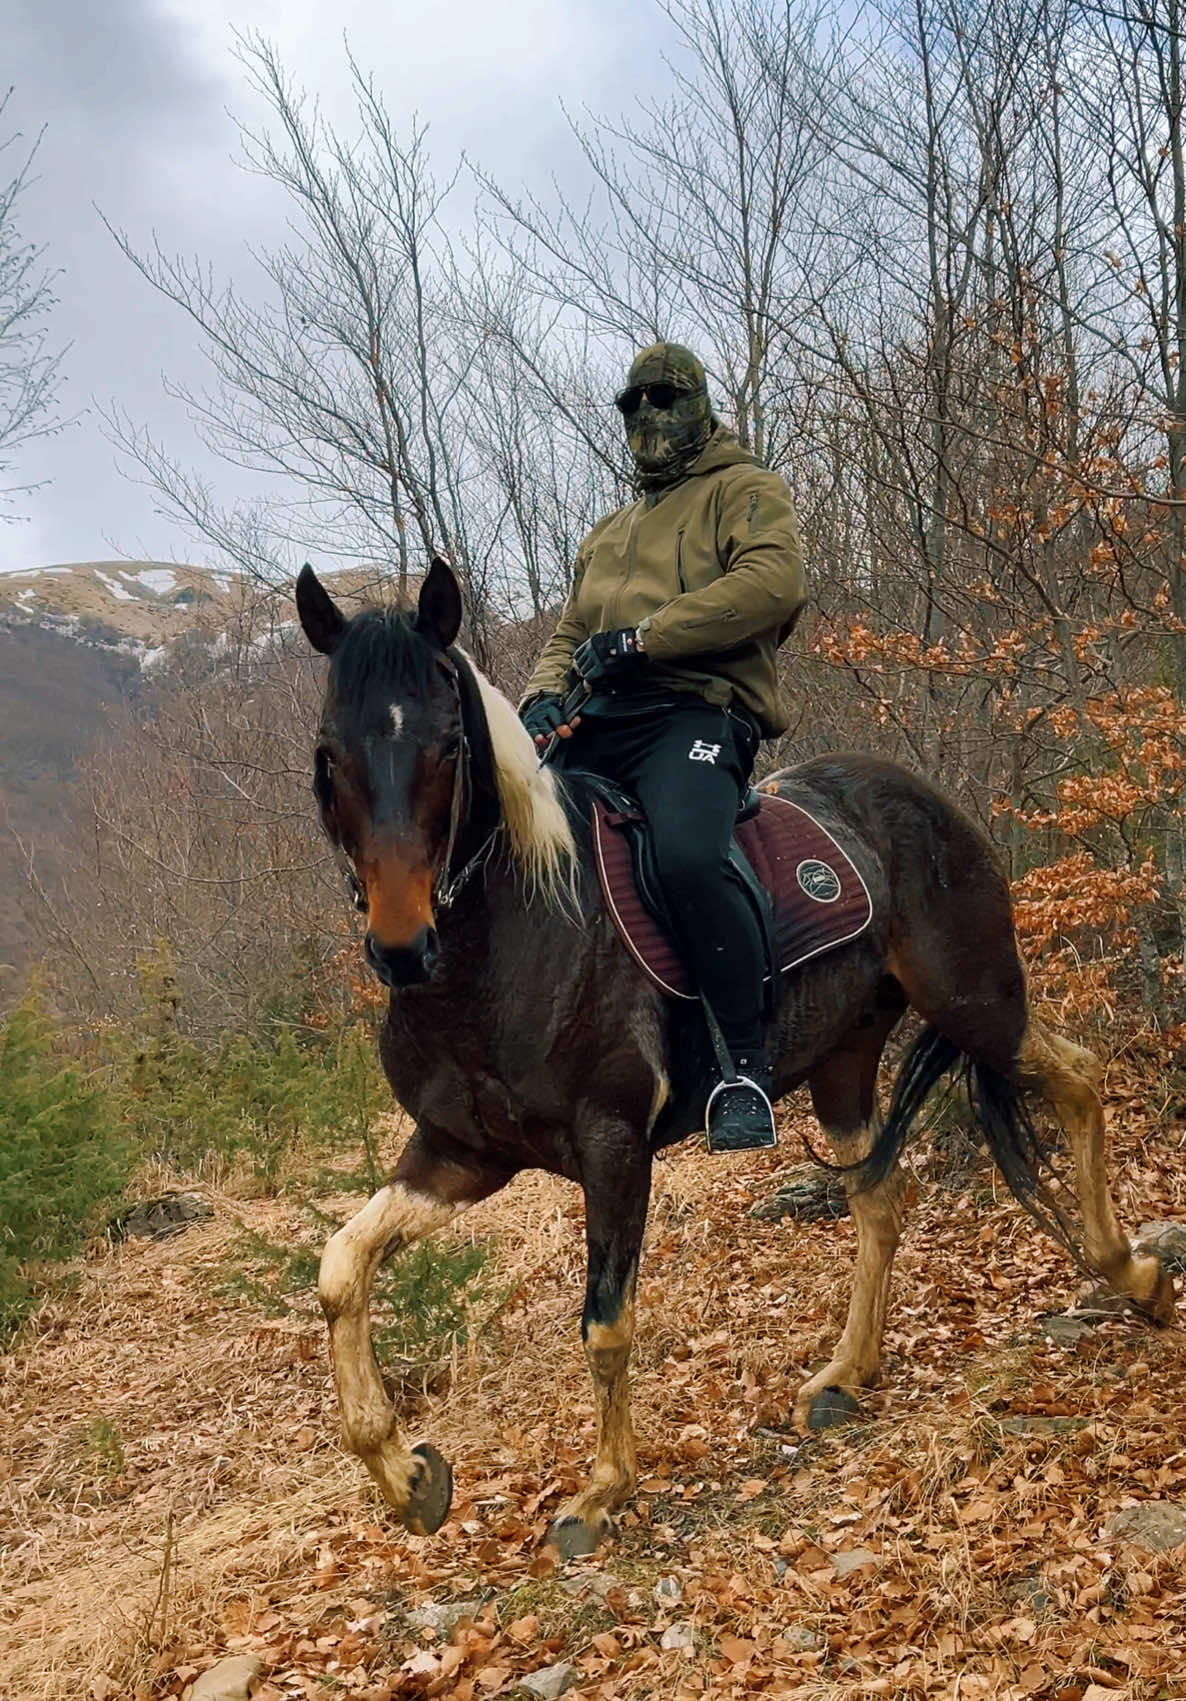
[328,651,495,921]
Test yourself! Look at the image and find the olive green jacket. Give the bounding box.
[523,428,806,737]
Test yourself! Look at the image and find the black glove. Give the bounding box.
[521,693,569,742]
[572,627,645,685]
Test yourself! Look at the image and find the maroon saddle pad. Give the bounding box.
[591,791,874,1001]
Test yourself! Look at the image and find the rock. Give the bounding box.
[750,1164,849,1223]
[406,1596,485,1638]
[1107,1501,1186,1553]
[1003,1573,1052,1614]
[780,1624,826,1652]
[109,1191,212,1242]
[1037,1314,1095,1348]
[653,1574,682,1606]
[831,1546,879,1577]
[1136,1220,1186,1275]
[189,1655,263,1701]
[660,1622,696,1653]
[1001,1416,1088,1437]
[517,1661,576,1699]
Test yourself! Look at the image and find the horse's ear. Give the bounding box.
[296,563,346,656]
[415,556,462,650]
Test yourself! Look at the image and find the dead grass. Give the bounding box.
[2,1093,1185,1701]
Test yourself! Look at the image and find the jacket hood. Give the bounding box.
[687,425,760,477]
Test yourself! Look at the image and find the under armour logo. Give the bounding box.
[689,739,721,763]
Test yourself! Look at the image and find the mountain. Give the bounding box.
[0,558,246,652]
[0,558,422,1001]
[0,562,256,1001]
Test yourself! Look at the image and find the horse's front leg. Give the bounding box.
[318,1127,506,1533]
[548,1123,651,1559]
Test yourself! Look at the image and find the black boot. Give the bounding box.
[705,1051,777,1153]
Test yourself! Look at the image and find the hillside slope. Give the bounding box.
[0,559,406,997]
[3,1109,1184,1701]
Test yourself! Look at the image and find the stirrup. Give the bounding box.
[705,1075,777,1153]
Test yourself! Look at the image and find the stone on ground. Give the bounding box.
[406,1597,485,1638]
[188,1654,263,1701]
[780,1624,826,1652]
[517,1660,576,1698]
[1107,1501,1186,1553]
[110,1191,212,1242]
[1037,1313,1096,1348]
[660,1622,696,1653]
[750,1164,849,1222]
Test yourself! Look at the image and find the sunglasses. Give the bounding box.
[614,381,703,416]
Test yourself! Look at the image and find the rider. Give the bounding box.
[519,342,806,1150]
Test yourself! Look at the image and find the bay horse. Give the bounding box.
[297,558,1174,1557]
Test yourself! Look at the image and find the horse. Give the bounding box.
[296,557,1174,1558]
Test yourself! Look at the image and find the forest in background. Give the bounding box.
[19,0,1179,1048]
[9,0,1186,1257]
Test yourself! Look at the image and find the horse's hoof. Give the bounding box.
[1139,1258,1177,1327]
[808,1387,861,1431]
[402,1442,453,1536]
[547,1512,609,1559]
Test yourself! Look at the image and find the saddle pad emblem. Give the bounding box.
[797,858,841,903]
[592,792,874,1000]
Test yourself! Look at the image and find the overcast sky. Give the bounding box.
[0,0,668,573]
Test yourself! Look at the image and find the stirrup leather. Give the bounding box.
[705,1075,778,1153]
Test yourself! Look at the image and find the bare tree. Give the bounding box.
[0,91,66,516]
[105,37,507,659]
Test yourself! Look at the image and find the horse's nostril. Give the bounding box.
[364,927,435,988]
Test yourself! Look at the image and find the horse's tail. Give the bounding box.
[862,1024,1084,1265]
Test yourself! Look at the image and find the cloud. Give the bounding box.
[0,0,669,573]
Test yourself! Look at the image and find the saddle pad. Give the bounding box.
[592,792,874,1001]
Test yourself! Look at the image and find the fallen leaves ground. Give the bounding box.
[3,1079,1186,1701]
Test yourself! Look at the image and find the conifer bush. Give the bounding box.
[0,993,129,1334]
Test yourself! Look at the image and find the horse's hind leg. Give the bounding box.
[792,1013,904,1430]
[1013,1021,1175,1323]
[548,1121,651,1559]
[318,1126,508,1532]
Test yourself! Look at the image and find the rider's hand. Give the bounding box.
[521,693,580,748]
[572,627,646,685]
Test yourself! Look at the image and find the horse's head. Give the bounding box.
[297,557,479,988]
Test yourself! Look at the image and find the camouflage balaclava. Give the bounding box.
[619,342,714,495]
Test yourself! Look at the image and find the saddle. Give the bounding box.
[590,783,873,1001]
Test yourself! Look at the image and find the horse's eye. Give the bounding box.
[441,733,462,761]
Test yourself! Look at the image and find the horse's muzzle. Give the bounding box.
[364,926,440,987]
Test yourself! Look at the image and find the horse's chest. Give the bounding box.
[379,1010,566,1163]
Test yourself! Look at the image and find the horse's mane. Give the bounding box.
[456,650,581,915]
[328,606,579,914]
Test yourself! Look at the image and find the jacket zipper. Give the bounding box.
[676,530,687,594]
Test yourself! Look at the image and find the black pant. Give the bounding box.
[557,697,765,1053]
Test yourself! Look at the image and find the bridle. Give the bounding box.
[327,650,496,921]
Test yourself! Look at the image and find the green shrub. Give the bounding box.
[0,994,130,1334]
[220,1220,492,1372]
[373,1238,491,1361]
[112,1010,387,1188]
